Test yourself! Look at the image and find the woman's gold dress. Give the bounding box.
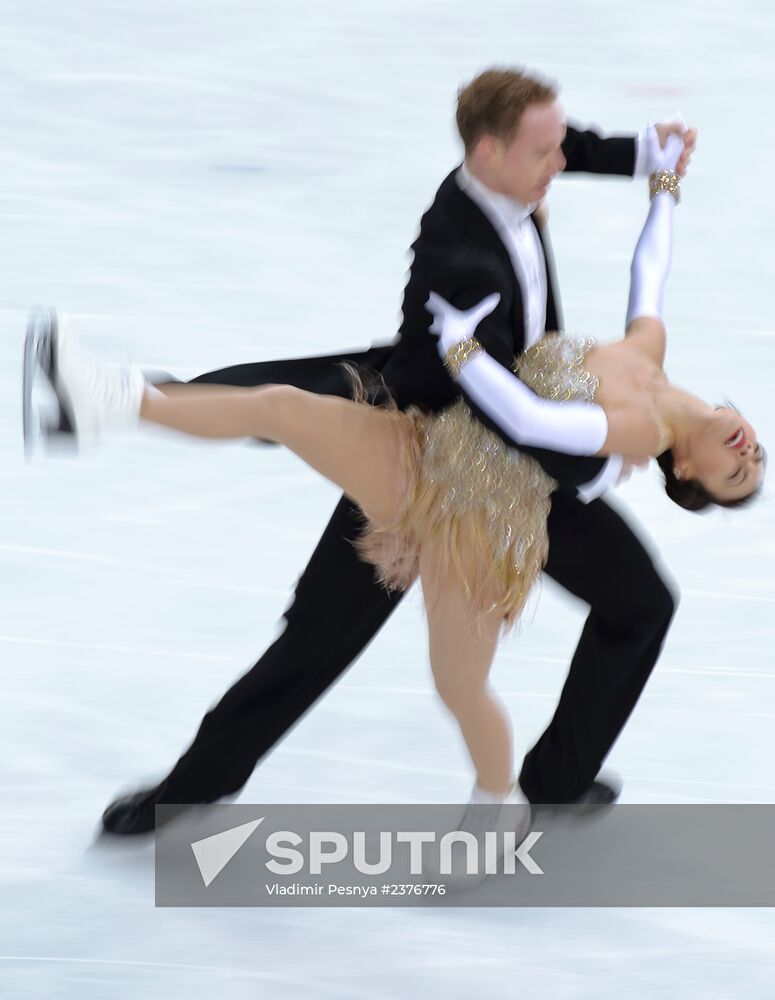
[356,333,600,628]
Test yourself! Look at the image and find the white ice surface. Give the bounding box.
[1,1,775,997]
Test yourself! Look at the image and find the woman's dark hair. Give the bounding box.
[656,449,765,512]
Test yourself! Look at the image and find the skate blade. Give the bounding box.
[23,308,77,461]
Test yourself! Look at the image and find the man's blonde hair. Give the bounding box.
[456,68,558,156]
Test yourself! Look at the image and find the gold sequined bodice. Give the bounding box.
[515,332,599,403]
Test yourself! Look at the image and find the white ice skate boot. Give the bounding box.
[24,308,144,453]
[425,781,532,890]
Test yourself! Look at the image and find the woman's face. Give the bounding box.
[682,406,765,502]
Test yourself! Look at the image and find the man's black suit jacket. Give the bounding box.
[377,124,636,492]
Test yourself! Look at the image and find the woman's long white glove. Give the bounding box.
[427,292,609,456]
[625,131,683,327]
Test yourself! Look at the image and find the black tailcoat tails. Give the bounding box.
[157,127,675,805]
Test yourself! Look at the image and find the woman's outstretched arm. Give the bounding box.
[624,130,685,363]
[430,299,661,458]
[428,293,612,456]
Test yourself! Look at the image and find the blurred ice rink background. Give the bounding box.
[1,0,774,996]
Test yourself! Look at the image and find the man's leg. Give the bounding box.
[519,492,677,804]
[184,346,395,395]
[103,495,403,831]
[103,352,400,832]
[160,495,403,803]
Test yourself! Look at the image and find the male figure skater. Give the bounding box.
[101,68,694,834]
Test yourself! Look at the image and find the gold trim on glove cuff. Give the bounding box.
[649,169,681,203]
[444,336,483,377]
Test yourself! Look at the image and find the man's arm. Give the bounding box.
[563,121,696,179]
[563,124,636,176]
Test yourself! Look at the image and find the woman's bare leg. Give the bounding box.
[138,375,513,792]
[420,538,513,794]
[140,383,405,524]
[139,381,515,791]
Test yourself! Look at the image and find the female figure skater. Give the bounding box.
[28,134,763,833]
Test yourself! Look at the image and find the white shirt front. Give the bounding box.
[456,163,547,350]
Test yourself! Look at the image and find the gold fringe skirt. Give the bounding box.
[355,398,558,629]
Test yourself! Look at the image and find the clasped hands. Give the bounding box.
[646,118,697,175]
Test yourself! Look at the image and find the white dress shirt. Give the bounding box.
[456,163,547,350]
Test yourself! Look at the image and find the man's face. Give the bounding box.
[489,100,567,203]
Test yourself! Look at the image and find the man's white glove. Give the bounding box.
[616,456,651,487]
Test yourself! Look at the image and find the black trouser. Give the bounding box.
[155,359,676,805]
[521,489,676,801]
